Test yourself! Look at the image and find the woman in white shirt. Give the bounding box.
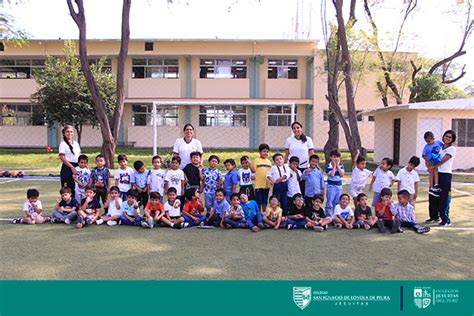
[172,124,203,169]
[427,130,457,226]
[58,125,81,196]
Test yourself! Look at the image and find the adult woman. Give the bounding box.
[284,121,315,193]
[172,124,203,169]
[58,125,81,196]
[427,130,457,226]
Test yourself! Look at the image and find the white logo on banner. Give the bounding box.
[293,287,312,310]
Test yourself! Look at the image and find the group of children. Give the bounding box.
[12,142,432,234]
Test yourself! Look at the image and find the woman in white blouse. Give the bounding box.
[172,124,203,169]
[427,130,457,226]
[58,125,81,196]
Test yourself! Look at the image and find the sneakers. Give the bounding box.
[428,187,440,197]
[304,223,310,230]
[391,220,401,234]
[96,218,104,225]
[377,219,386,233]
[257,223,264,229]
[64,218,71,225]
[335,223,343,229]
[287,224,294,230]
[85,217,92,225]
[141,221,151,228]
[425,218,439,224]
[76,216,84,228]
[313,226,324,232]
[353,224,360,229]
[416,226,431,234]
[147,217,154,229]
[323,224,328,230]
[225,224,232,229]
[364,224,371,231]
[50,217,58,224]
[11,217,23,224]
[251,226,260,232]
[432,184,442,193]
[181,222,189,228]
[439,222,451,226]
[172,223,182,229]
[107,220,117,226]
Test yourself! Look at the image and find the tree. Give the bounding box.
[32,41,116,144]
[0,0,28,45]
[67,0,131,168]
[410,74,468,103]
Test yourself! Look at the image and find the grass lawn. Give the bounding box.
[1,178,472,280]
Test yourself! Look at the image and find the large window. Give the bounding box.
[1,104,44,126]
[268,106,297,127]
[0,59,45,79]
[268,59,298,79]
[199,59,247,79]
[323,110,363,122]
[131,104,179,126]
[199,105,246,127]
[452,119,474,147]
[132,58,179,79]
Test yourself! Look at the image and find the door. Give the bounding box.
[393,119,401,165]
[417,118,443,171]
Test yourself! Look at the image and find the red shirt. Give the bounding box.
[145,202,164,215]
[183,198,203,216]
[375,202,393,220]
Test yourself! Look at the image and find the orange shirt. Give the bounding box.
[145,202,164,215]
[375,202,393,221]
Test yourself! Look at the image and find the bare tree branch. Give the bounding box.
[443,64,467,84]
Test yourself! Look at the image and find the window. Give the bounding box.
[268,59,298,79]
[144,42,154,51]
[267,106,297,127]
[452,119,474,147]
[88,58,112,73]
[199,105,246,127]
[368,116,375,122]
[199,59,247,79]
[131,104,178,126]
[323,110,363,121]
[0,42,4,51]
[132,58,179,79]
[0,59,45,79]
[1,104,44,126]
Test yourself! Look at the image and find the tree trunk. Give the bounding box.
[323,108,339,164]
[75,124,83,145]
[101,138,116,170]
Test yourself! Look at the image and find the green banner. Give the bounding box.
[0,281,472,316]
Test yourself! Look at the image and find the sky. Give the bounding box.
[3,0,473,88]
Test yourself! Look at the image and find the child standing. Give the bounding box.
[354,193,378,230]
[162,187,188,229]
[183,151,203,192]
[396,156,421,206]
[239,192,261,232]
[182,188,206,227]
[164,156,185,198]
[202,155,222,214]
[369,158,395,207]
[350,149,372,207]
[286,156,302,207]
[74,154,91,204]
[333,194,355,230]
[286,193,307,230]
[120,189,141,226]
[305,194,332,232]
[148,155,166,203]
[51,187,79,224]
[98,186,123,226]
[131,160,150,208]
[422,131,444,196]
[114,154,133,201]
[223,159,239,203]
[262,195,286,230]
[206,188,229,227]
[76,186,101,229]
[12,189,49,224]
[391,190,430,234]
[375,188,399,233]
[141,191,165,229]
[325,150,345,217]
[238,156,255,201]
[88,154,110,208]
[301,155,325,212]
[266,153,290,213]
[251,143,272,212]
[221,193,246,229]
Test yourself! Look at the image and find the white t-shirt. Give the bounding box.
[172,138,203,169]
[238,168,254,186]
[287,168,302,197]
[333,204,354,219]
[58,140,81,163]
[266,164,290,183]
[148,169,166,196]
[372,168,395,193]
[108,198,123,217]
[164,169,185,196]
[284,136,314,169]
[23,200,43,214]
[350,167,372,190]
[396,167,420,194]
[75,166,91,193]
[114,167,134,192]
[438,146,456,174]
[164,200,181,217]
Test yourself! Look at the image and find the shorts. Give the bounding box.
[350,186,364,198]
[169,216,182,220]
[255,188,270,206]
[372,192,382,207]
[429,153,442,165]
[204,192,216,209]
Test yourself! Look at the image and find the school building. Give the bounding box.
[0,39,410,151]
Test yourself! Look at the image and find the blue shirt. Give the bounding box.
[422,140,444,159]
[213,199,230,217]
[131,170,149,189]
[223,169,239,196]
[123,201,139,216]
[302,168,325,198]
[326,163,344,186]
[241,200,259,219]
[203,168,222,194]
[90,167,110,190]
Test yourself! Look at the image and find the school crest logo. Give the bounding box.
[414,287,432,309]
[293,287,312,310]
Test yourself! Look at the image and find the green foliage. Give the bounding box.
[410,74,468,103]
[32,41,116,142]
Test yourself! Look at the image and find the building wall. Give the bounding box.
[0,126,48,147]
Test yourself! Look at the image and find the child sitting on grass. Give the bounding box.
[286,193,307,230]
[391,190,430,234]
[221,193,246,229]
[182,188,206,227]
[119,189,141,226]
[98,186,122,226]
[333,193,355,230]
[141,191,166,229]
[262,195,286,230]
[354,193,378,230]
[239,192,261,232]
[12,188,50,224]
[76,186,101,229]
[162,187,188,229]
[51,187,79,225]
[375,188,399,234]
[304,194,332,232]
[205,188,229,227]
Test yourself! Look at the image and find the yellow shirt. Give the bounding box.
[253,157,272,189]
[265,206,283,221]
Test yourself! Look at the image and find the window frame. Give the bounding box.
[267,105,297,127]
[0,104,44,126]
[267,58,298,79]
[198,105,247,127]
[0,58,46,79]
[131,58,179,79]
[452,118,474,147]
[199,58,247,79]
[131,104,179,127]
